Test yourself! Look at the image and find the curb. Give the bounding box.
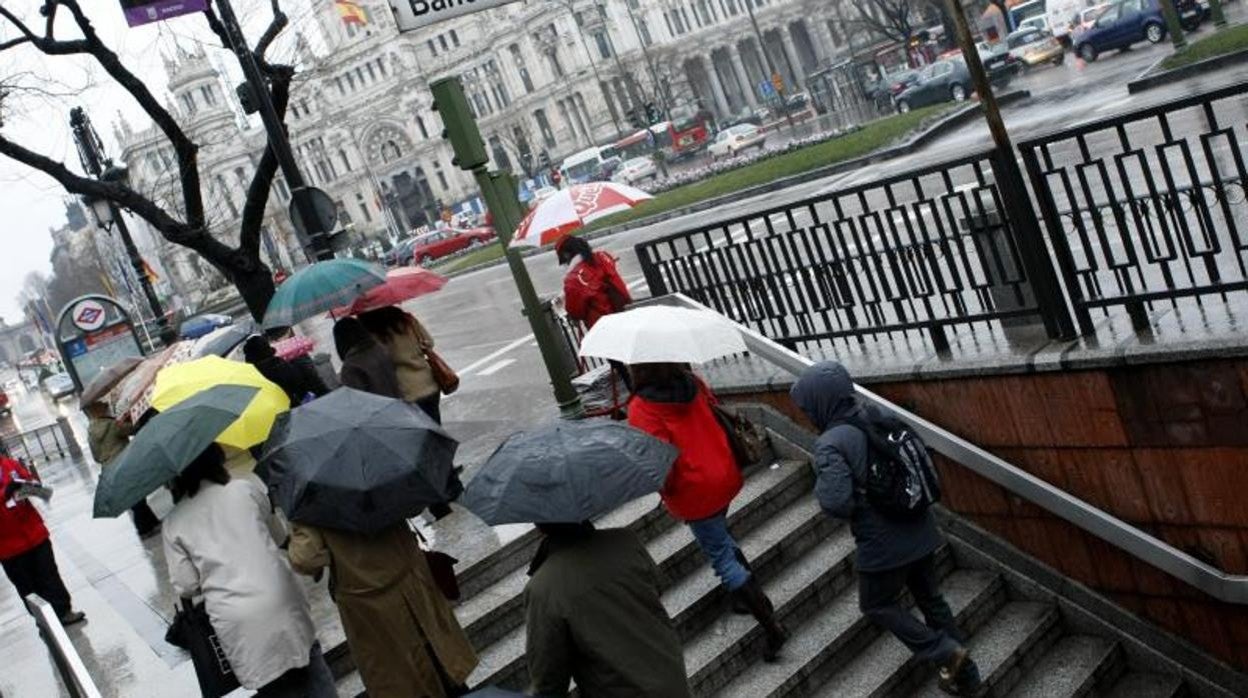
[439,90,1032,279]
[1127,46,1248,94]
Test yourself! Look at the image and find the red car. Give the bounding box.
[411,227,496,265]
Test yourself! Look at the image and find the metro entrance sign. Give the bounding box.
[391,0,522,32]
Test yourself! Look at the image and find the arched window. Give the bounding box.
[381,139,402,162]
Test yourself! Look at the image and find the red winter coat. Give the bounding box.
[0,457,50,560]
[563,252,631,329]
[628,379,742,522]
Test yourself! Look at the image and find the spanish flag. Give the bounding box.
[336,0,368,26]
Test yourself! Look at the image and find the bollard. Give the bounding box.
[56,416,83,459]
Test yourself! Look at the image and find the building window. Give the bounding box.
[546,48,565,77]
[377,58,388,77]
[638,19,653,45]
[427,39,437,56]
[438,35,449,51]
[534,109,556,148]
[200,85,216,106]
[416,115,429,139]
[276,179,289,200]
[336,200,352,225]
[346,72,356,90]
[335,77,344,96]
[450,29,460,47]
[433,161,449,190]
[355,67,365,85]
[593,32,611,59]
[355,192,373,222]
[664,13,674,36]
[338,149,352,173]
[366,63,376,81]
[381,139,402,163]
[181,92,196,115]
[510,44,534,93]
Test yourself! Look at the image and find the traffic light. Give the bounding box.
[628,107,644,129]
[430,77,489,171]
[645,102,661,125]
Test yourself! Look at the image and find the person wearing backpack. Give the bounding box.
[791,361,981,696]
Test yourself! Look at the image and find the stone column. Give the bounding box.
[730,48,759,108]
[775,29,805,90]
[704,55,732,118]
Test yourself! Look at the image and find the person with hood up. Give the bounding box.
[333,317,401,399]
[242,335,328,405]
[790,361,981,696]
[525,522,690,698]
[556,236,631,330]
[84,400,161,537]
[627,363,787,661]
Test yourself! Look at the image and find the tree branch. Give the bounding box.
[54,0,206,228]
[238,64,293,256]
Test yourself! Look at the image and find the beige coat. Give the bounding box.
[378,318,439,403]
[289,523,477,698]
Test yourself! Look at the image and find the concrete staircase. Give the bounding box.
[335,405,1246,697]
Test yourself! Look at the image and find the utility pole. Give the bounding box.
[941,0,1075,341]
[617,2,670,115]
[558,0,625,139]
[430,78,583,418]
[744,0,796,132]
[70,107,176,346]
[1158,0,1188,50]
[215,0,335,262]
[598,6,646,122]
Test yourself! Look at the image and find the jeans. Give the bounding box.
[1,540,74,617]
[858,552,960,665]
[254,642,337,698]
[687,511,750,591]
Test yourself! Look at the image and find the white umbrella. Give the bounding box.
[577,306,747,364]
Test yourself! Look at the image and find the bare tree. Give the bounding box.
[0,0,297,321]
[848,0,944,61]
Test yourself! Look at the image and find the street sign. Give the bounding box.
[757,80,777,100]
[771,72,785,94]
[391,0,523,32]
[119,0,209,28]
[289,187,338,252]
[55,295,144,392]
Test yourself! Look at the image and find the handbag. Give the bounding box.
[165,599,240,698]
[413,528,461,601]
[425,348,460,396]
[712,404,768,470]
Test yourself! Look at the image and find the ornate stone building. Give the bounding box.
[116,0,878,308]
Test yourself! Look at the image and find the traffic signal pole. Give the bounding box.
[431,78,584,419]
[744,0,796,132]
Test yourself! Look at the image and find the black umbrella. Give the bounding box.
[195,319,259,358]
[258,387,457,534]
[462,420,677,526]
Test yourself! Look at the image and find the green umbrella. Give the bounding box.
[93,385,261,518]
[262,258,387,329]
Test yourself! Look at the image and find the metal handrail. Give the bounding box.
[25,595,103,698]
[651,292,1248,604]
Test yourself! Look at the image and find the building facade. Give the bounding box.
[116,0,891,308]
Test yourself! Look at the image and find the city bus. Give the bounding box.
[652,105,715,160]
[559,145,619,184]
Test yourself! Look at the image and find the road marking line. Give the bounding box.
[457,334,533,375]
[627,277,648,290]
[476,358,517,377]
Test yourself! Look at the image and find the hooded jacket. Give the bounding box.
[628,372,742,522]
[790,362,941,573]
[0,456,50,560]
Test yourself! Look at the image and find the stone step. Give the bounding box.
[909,601,1061,698]
[469,491,837,691]
[1005,635,1124,698]
[1104,672,1186,698]
[711,564,1000,698]
[455,460,812,649]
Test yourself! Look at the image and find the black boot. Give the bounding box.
[732,576,787,662]
[731,549,753,615]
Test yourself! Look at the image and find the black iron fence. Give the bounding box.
[2,419,82,464]
[636,151,1068,354]
[1019,82,1248,335]
[637,82,1248,352]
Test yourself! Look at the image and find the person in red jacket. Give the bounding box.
[556,236,632,330]
[627,363,787,661]
[0,454,84,625]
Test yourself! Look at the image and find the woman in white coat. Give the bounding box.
[162,445,336,697]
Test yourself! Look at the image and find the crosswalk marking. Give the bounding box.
[476,358,517,377]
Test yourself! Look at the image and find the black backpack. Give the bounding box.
[845,414,941,521]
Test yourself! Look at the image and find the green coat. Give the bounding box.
[525,528,690,698]
[87,416,130,466]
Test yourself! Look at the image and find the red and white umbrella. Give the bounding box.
[511,182,653,249]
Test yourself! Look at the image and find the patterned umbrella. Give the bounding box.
[510,182,653,248]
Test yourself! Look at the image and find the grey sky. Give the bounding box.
[0,1,319,324]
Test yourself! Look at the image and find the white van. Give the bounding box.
[559,146,619,184]
[1009,0,1048,31]
[1046,0,1087,42]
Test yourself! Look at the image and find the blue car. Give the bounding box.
[1073,0,1207,62]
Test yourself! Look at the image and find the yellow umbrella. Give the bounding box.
[150,356,290,450]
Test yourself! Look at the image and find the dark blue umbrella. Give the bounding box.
[462,420,677,525]
[258,388,457,534]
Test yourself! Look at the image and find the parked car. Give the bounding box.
[528,185,559,210]
[721,107,765,130]
[706,124,766,160]
[1073,0,1206,62]
[1018,15,1050,33]
[411,227,496,265]
[1007,28,1066,68]
[384,237,419,266]
[612,156,659,186]
[43,373,75,400]
[895,59,972,114]
[977,41,1022,83]
[1073,3,1114,36]
[179,313,233,340]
